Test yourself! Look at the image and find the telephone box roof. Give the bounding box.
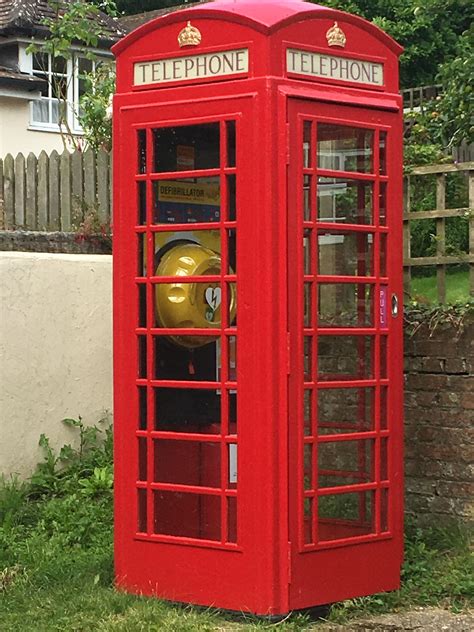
[113,0,403,56]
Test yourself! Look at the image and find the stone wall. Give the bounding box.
[404,322,474,524]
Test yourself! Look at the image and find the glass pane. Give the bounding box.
[380,233,387,276]
[380,336,388,379]
[52,56,67,75]
[303,121,312,168]
[137,233,145,276]
[381,438,389,481]
[318,440,374,487]
[152,230,222,277]
[318,335,374,381]
[51,100,60,124]
[227,174,237,221]
[137,489,147,533]
[78,56,93,75]
[153,123,220,172]
[51,76,67,100]
[138,437,147,481]
[318,231,374,276]
[228,443,237,485]
[227,496,237,543]
[303,229,312,275]
[138,335,147,378]
[317,124,374,173]
[304,389,313,436]
[318,387,375,434]
[304,497,314,545]
[138,181,147,225]
[153,178,220,224]
[154,440,220,487]
[154,336,220,380]
[379,183,387,225]
[303,175,311,221]
[227,335,237,382]
[138,386,147,430]
[304,336,313,381]
[381,488,389,532]
[153,491,220,540]
[137,129,147,174]
[154,387,221,433]
[317,178,373,224]
[379,131,387,174]
[33,52,48,72]
[226,120,236,167]
[304,443,313,490]
[32,99,50,123]
[318,491,375,541]
[154,281,235,335]
[318,283,373,327]
[226,229,237,273]
[137,283,147,328]
[304,283,312,327]
[380,386,388,430]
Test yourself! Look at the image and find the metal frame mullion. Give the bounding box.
[373,128,382,534]
[310,119,320,545]
[144,126,155,536]
[219,118,229,544]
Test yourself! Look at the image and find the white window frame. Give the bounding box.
[18,42,111,134]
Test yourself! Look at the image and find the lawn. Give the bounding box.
[1,419,472,631]
[410,268,470,304]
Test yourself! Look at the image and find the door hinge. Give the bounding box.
[286,332,291,374]
[285,123,290,164]
[288,542,292,584]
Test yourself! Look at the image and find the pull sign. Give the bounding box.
[380,286,387,327]
[134,49,249,86]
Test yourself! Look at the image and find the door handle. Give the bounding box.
[391,293,399,318]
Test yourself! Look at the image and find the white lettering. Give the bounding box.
[286,48,384,87]
[134,49,249,86]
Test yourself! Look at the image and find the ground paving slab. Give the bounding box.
[314,607,474,631]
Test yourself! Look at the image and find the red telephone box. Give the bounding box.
[112,0,404,615]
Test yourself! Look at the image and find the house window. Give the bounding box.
[73,56,99,130]
[27,49,106,132]
[31,52,68,126]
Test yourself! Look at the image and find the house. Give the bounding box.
[117,1,207,32]
[0,0,126,157]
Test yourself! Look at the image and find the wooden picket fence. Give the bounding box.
[1,148,473,303]
[404,162,474,302]
[0,148,111,231]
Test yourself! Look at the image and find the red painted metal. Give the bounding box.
[113,0,403,616]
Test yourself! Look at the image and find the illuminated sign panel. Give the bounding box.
[287,48,384,86]
[134,49,249,86]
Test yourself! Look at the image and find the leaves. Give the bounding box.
[312,0,473,88]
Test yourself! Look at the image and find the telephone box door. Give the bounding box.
[287,99,404,609]
[114,95,275,611]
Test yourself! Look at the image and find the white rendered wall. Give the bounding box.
[0,252,113,477]
[0,97,66,158]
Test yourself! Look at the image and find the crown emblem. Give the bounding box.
[326,22,346,48]
[178,21,202,48]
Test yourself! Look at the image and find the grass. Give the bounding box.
[0,418,472,631]
[410,268,470,304]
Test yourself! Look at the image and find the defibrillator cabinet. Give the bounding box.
[112,0,404,615]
